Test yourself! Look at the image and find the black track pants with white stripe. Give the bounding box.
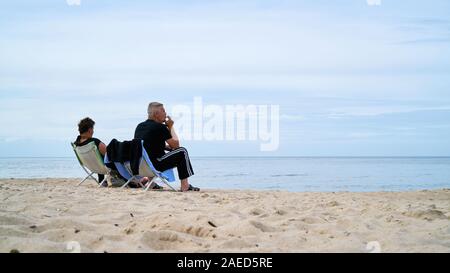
[152,147,194,180]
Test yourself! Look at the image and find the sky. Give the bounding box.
[1,0,450,157]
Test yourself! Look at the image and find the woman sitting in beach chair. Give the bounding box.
[74,117,107,183]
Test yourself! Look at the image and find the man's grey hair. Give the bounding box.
[148,102,164,118]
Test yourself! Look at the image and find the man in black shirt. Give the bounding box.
[134,102,197,192]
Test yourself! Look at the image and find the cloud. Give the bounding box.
[347,132,387,139]
[3,1,448,74]
[1,0,450,156]
[66,0,81,6]
[327,106,450,118]
[366,0,382,6]
[393,16,450,45]
[396,38,450,45]
[280,114,306,121]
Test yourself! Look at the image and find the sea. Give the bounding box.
[1,157,449,192]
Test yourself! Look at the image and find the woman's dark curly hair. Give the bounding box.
[78,117,95,134]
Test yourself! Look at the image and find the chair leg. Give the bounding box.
[98,177,107,188]
[87,173,98,184]
[121,176,135,189]
[78,172,94,186]
[160,177,177,192]
[90,175,99,183]
[80,165,99,184]
[144,177,159,191]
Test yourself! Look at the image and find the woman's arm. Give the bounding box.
[98,142,107,156]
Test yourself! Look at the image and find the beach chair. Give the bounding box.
[103,153,142,188]
[104,140,177,191]
[71,142,109,187]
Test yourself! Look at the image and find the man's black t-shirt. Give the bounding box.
[134,119,172,159]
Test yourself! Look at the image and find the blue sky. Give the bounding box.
[1,0,450,156]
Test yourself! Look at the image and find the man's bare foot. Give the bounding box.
[136,177,149,188]
[140,177,149,184]
[181,180,189,192]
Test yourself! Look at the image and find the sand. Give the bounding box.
[0,179,449,253]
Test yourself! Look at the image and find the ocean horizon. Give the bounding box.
[1,156,449,192]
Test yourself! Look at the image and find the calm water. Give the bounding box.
[0,157,449,192]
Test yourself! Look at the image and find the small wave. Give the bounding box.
[223,173,248,177]
[270,173,308,177]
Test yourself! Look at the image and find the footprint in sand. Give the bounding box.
[249,220,276,232]
[184,225,213,237]
[299,216,322,225]
[274,209,288,216]
[0,215,32,226]
[402,209,448,221]
[219,238,254,249]
[140,230,184,250]
[249,208,265,216]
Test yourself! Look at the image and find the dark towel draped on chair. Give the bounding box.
[106,139,142,175]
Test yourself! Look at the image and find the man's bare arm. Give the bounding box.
[166,127,180,149]
[165,116,180,149]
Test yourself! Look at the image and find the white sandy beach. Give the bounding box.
[0,179,449,253]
